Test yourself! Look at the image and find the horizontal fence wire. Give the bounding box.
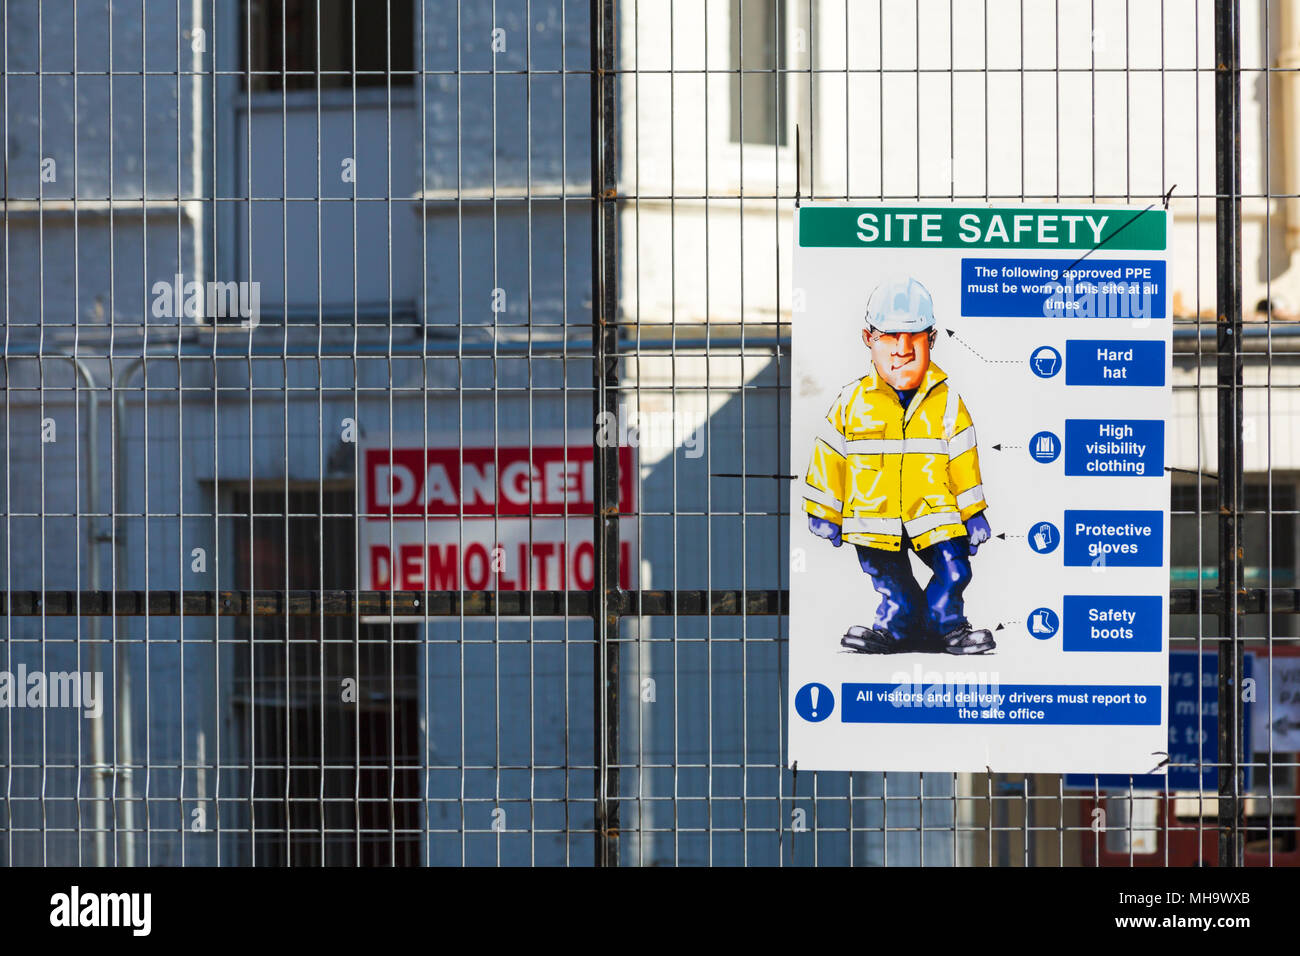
[1,588,1299,618]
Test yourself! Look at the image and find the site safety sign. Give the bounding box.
[789,204,1172,774]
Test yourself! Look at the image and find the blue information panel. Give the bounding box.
[840,683,1161,725]
[960,258,1167,318]
[1064,419,1164,477]
[1063,509,1163,567]
[1062,595,1162,652]
[1065,652,1254,790]
[1065,339,1165,386]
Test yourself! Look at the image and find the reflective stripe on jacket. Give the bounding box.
[802,361,987,552]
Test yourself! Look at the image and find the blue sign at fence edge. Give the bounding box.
[1063,651,1253,791]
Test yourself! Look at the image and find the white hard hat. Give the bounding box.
[865,276,935,334]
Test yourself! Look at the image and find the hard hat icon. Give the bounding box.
[865,276,936,334]
[1031,346,1062,378]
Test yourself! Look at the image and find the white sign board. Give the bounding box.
[789,204,1172,774]
[360,435,636,604]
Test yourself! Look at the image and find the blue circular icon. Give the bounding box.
[1030,346,1062,379]
[1029,430,1061,464]
[1027,607,1060,639]
[795,682,834,722]
[1027,521,1060,555]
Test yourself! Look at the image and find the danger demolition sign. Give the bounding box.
[361,437,636,595]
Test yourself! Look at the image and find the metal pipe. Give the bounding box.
[9,324,1300,365]
[64,357,108,867]
[3,333,792,358]
[1215,0,1246,868]
[1277,1,1300,263]
[112,355,145,866]
[590,0,620,868]
[3,585,1296,618]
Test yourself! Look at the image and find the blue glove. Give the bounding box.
[808,515,842,548]
[965,512,991,553]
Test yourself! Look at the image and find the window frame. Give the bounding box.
[716,0,801,197]
[240,0,418,96]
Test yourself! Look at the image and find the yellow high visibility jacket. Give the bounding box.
[802,361,987,552]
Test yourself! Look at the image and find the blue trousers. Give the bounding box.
[854,536,972,644]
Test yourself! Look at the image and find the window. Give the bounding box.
[1171,477,1298,640]
[730,0,788,146]
[1171,479,1298,589]
[244,0,415,92]
[229,488,421,866]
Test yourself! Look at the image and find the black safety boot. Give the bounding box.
[941,623,996,655]
[842,625,914,654]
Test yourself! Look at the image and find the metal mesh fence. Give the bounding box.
[0,0,1297,866]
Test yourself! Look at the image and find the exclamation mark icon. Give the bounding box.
[798,682,832,722]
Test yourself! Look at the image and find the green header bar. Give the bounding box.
[798,206,1166,250]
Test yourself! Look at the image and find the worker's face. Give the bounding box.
[863,328,934,390]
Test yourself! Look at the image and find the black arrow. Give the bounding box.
[991,443,1024,451]
[1272,717,1300,734]
[994,620,1021,632]
[944,329,1021,364]
[995,533,1025,540]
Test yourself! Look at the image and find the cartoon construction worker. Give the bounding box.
[802,276,995,655]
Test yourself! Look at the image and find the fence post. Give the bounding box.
[590,0,621,868]
[1214,0,1245,868]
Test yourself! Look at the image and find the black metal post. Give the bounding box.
[1214,0,1245,868]
[590,0,621,868]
